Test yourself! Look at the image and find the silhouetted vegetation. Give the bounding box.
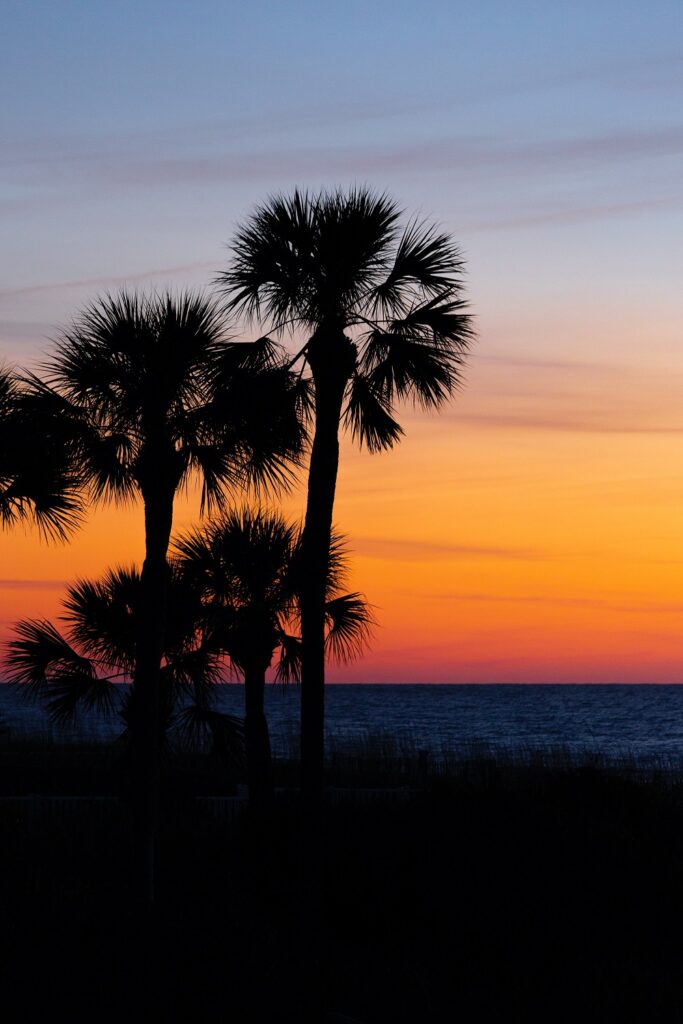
[4,563,242,756]
[0,739,682,1022]
[0,365,81,537]
[174,507,372,804]
[6,511,372,806]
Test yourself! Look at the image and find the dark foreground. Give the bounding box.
[1,744,682,1022]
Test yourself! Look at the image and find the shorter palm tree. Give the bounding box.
[4,565,242,760]
[174,507,373,803]
[4,518,370,804]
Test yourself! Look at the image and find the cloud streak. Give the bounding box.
[448,356,683,435]
[352,537,542,562]
[5,121,682,194]
[453,412,683,435]
[429,592,683,614]
[0,579,64,590]
[463,194,683,231]
[0,261,216,300]
[70,126,683,189]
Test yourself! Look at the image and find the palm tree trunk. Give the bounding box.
[300,331,355,800]
[243,663,274,805]
[132,480,174,906]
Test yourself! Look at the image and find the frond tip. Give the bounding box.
[4,618,120,723]
[343,373,404,452]
[0,366,83,540]
[325,592,374,664]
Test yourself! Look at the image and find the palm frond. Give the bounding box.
[368,337,462,408]
[387,292,473,345]
[368,218,466,316]
[324,593,374,664]
[218,189,318,325]
[342,372,404,452]
[44,672,120,727]
[326,530,353,597]
[274,632,303,685]
[62,567,139,671]
[162,645,223,692]
[360,293,472,409]
[4,617,119,726]
[0,473,83,541]
[212,335,283,376]
[281,524,352,607]
[4,619,96,698]
[184,442,236,516]
[0,369,84,539]
[173,703,244,767]
[80,431,138,505]
[205,361,307,499]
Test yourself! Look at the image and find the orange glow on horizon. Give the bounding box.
[3,346,683,683]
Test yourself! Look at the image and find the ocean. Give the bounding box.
[3,683,683,764]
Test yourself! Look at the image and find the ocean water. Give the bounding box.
[3,684,683,764]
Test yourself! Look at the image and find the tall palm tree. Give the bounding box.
[4,564,242,758]
[25,291,304,898]
[174,507,372,804]
[217,188,473,795]
[0,365,81,538]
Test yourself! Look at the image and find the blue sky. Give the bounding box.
[2,1,681,360]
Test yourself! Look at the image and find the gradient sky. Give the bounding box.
[2,1,682,681]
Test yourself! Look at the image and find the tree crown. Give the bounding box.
[26,290,306,514]
[218,187,474,452]
[174,506,374,681]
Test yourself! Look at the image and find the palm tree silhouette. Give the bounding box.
[4,564,243,755]
[24,291,304,898]
[217,187,473,795]
[174,507,373,804]
[0,365,81,538]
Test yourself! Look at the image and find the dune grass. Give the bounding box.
[0,732,682,1020]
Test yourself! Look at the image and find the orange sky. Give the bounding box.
[3,308,683,682]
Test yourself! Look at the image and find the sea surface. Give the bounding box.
[3,683,683,764]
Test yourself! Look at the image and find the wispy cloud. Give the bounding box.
[0,261,216,300]
[67,126,683,190]
[463,194,683,231]
[447,355,683,435]
[0,320,53,339]
[352,537,541,562]
[431,592,605,607]
[453,412,683,434]
[428,592,683,614]
[5,119,682,194]
[0,579,64,590]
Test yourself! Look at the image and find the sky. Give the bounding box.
[1,0,682,682]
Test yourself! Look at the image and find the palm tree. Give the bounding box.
[217,187,473,795]
[0,365,81,538]
[25,290,304,898]
[174,507,373,804]
[4,564,243,756]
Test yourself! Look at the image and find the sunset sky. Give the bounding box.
[1,1,682,682]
